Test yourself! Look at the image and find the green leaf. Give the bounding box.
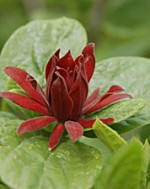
[90,57,150,131]
[0,112,18,126]
[0,111,17,120]
[93,118,126,152]
[79,136,112,166]
[0,119,49,171]
[0,118,102,189]
[147,163,150,188]
[141,141,150,189]
[93,139,143,189]
[110,112,150,134]
[1,98,39,119]
[0,17,87,92]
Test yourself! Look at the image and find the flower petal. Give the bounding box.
[0,92,49,115]
[26,75,50,110]
[78,118,114,128]
[100,118,114,124]
[56,66,71,89]
[45,55,58,103]
[82,85,131,115]
[51,72,73,122]
[84,86,101,107]
[78,119,95,128]
[18,116,56,134]
[65,121,83,142]
[84,93,132,115]
[4,66,46,106]
[49,123,65,150]
[75,55,83,65]
[82,43,95,82]
[69,66,88,120]
[57,50,75,70]
[81,95,101,115]
[106,85,125,93]
[45,50,60,79]
[100,85,126,101]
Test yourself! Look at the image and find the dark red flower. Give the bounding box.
[0,43,132,150]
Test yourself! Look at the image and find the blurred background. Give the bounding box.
[0,0,150,61]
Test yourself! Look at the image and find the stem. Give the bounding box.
[22,0,46,16]
[88,0,106,43]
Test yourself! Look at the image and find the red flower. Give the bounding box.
[0,43,132,150]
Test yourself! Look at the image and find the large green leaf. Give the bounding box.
[0,117,49,171]
[0,117,102,189]
[0,111,18,125]
[147,163,150,188]
[93,118,126,152]
[141,141,150,189]
[93,139,144,189]
[79,136,112,165]
[90,57,150,131]
[110,112,150,134]
[0,17,87,92]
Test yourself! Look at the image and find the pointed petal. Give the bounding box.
[84,86,101,107]
[56,67,70,88]
[78,119,95,128]
[77,55,88,82]
[49,123,64,150]
[100,118,114,124]
[26,75,50,110]
[75,55,83,65]
[82,43,95,82]
[4,66,46,106]
[85,93,132,114]
[81,95,101,115]
[82,85,132,115]
[45,55,57,101]
[0,92,49,115]
[54,48,60,58]
[51,73,73,122]
[78,117,114,128]
[18,116,56,134]
[82,87,102,115]
[57,50,75,70]
[45,53,58,80]
[106,85,125,93]
[100,85,126,101]
[69,66,88,120]
[65,121,83,142]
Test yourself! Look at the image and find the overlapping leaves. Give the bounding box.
[0,17,150,189]
[0,17,87,92]
[93,139,150,189]
[0,113,102,189]
[90,57,150,132]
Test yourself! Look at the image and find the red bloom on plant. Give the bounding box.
[0,43,131,150]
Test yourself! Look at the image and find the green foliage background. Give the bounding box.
[0,0,150,60]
